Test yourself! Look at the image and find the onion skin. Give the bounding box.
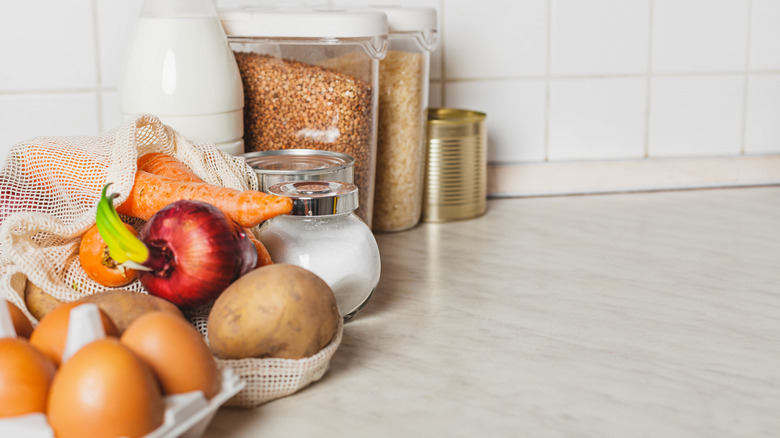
[138,200,257,309]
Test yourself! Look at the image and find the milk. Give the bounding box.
[119,16,245,155]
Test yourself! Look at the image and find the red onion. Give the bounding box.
[96,185,258,309]
[137,200,257,309]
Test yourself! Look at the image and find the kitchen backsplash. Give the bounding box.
[1,0,779,196]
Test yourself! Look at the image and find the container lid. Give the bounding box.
[268,181,358,216]
[368,6,437,33]
[219,6,388,39]
[242,149,354,176]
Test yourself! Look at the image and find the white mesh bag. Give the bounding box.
[0,114,341,408]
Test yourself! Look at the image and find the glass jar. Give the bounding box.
[370,6,438,232]
[220,6,388,227]
[119,0,245,155]
[258,181,381,321]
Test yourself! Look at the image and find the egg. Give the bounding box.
[46,338,165,438]
[0,337,56,417]
[121,311,221,399]
[29,302,119,366]
[6,300,33,338]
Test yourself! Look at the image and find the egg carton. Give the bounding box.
[0,367,244,438]
[0,302,246,438]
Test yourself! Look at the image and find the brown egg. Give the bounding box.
[0,337,56,417]
[29,302,119,367]
[6,300,33,338]
[46,338,165,438]
[121,311,221,399]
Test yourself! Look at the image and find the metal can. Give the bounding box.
[241,149,355,193]
[422,108,487,222]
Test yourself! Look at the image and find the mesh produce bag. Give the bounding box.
[0,114,341,408]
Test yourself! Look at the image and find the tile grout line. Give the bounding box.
[740,0,754,156]
[644,0,655,159]
[543,0,552,162]
[431,70,780,83]
[91,0,105,133]
[438,0,446,108]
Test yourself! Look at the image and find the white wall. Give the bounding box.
[1,0,779,195]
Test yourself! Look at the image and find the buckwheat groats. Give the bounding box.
[234,52,376,224]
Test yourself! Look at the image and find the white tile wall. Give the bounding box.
[0,93,99,145]
[548,77,646,161]
[649,75,745,157]
[0,0,96,91]
[745,75,780,154]
[550,0,650,76]
[652,0,749,73]
[1,0,779,192]
[443,0,547,79]
[446,79,546,162]
[750,0,780,71]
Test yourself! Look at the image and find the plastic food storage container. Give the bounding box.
[369,6,438,232]
[220,6,388,227]
[119,0,245,155]
[258,181,381,321]
[241,149,354,193]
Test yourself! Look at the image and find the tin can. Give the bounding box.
[241,149,355,193]
[422,108,487,222]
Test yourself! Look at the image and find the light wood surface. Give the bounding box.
[205,186,780,437]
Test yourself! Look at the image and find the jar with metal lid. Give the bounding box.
[220,6,388,227]
[241,149,354,192]
[258,181,381,321]
[369,6,438,232]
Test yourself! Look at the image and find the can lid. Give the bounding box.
[219,6,388,39]
[268,181,359,216]
[242,149,354,176]
[428,107,487,125]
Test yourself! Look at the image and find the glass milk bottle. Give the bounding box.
[259,181,381,321]
[119,0,245,155]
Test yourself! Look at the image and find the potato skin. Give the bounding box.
[77,289,183,334]
[24,281,64,321]
[208,264,340,360]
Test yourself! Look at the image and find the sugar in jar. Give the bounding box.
[258,181,381,321]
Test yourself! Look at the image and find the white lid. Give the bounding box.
[369,6,437,33]
[219,6,388,39]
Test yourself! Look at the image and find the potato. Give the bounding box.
[207,264,340,360]
[77,290,183,334]
[24,281,64,321]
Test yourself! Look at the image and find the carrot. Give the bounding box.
[137,153,276,265]
[22,145,291,227]
[246,232,274,267]
[116,170,292,228]
[137,152,204,183]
